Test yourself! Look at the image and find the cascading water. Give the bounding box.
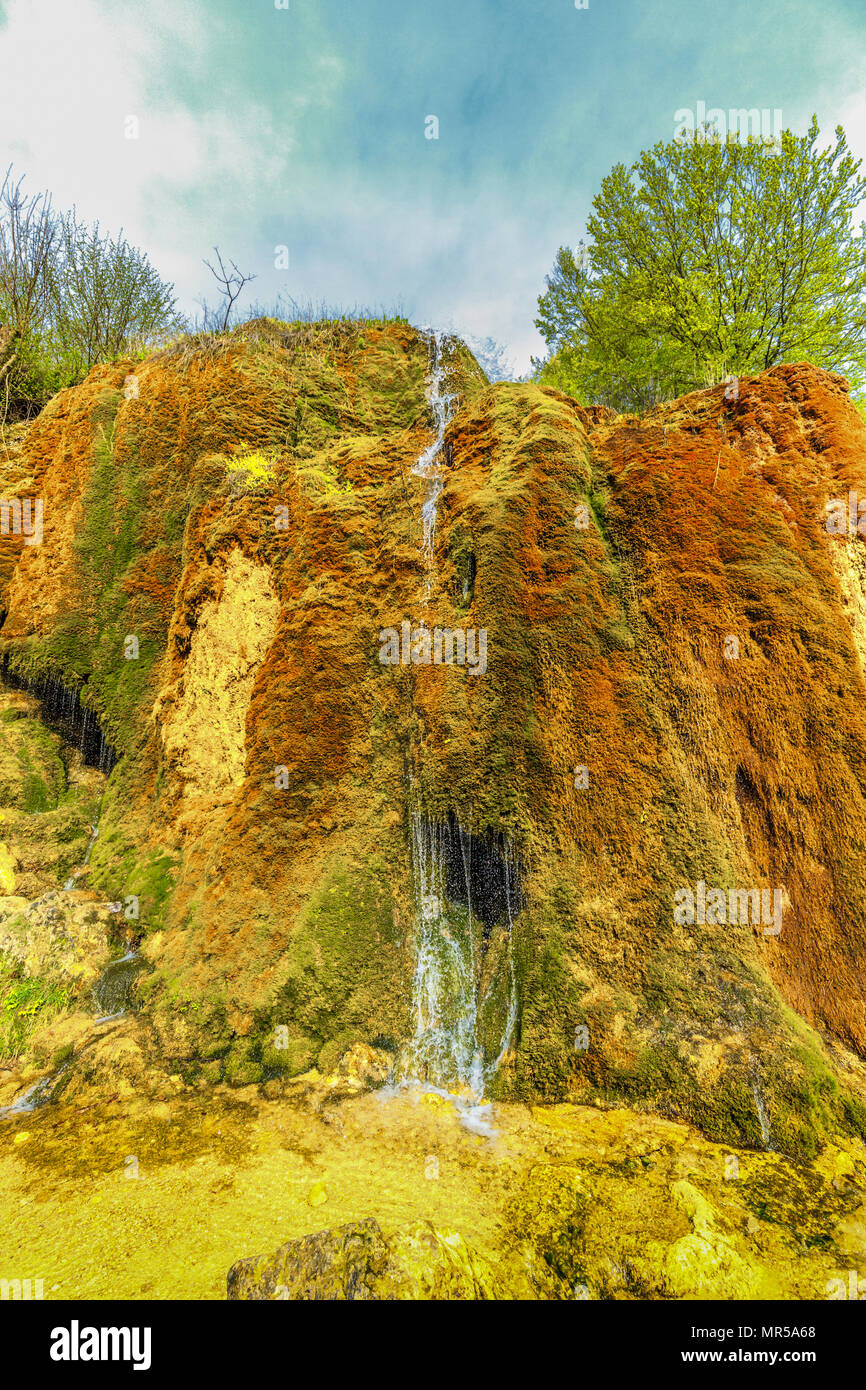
[718,973,774,1151]
[392,331,519,1129]
[63,818,100,891]
[0,659,117,774]
[93,949,144,1023]
[412,329,461,576]
[396,812,519,1106]
[0,661,117,889]
[399,813,484,1096]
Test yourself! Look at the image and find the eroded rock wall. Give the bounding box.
[2,326,865,1155]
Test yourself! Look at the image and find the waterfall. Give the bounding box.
[750,1055,773,1150]
[396,812,520,1103]
[63,817,100,891]
[93,950,143,1022]
[718,970,774,1151]
[389,331,518,1126]
[0,658,117,773]
[398,813,485,1096]
[411,330,460,573]
[395,808,520,1123]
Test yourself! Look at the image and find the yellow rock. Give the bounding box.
[308,1181,328,1208]
[0,841,16,894]
[634,1179,761,1298]
[420,1092,454,1111]
[12,1131,30,1144]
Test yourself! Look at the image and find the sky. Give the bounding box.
[1,0,865,375]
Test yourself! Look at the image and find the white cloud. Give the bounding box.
[0,0,297,309]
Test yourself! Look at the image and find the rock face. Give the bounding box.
[153,548,281,829]
[226,1217,502,1300]
[1,320,866,1156]
[0,892,113,990]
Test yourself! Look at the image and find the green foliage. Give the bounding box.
[536,119,866,410]
[0,164,179,419]
[225,450,273,482]
[0,964,69,1059]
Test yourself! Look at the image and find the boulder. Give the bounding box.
[227,1217,502,1300]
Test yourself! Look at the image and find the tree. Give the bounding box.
[0,166,58,340]
[0,166,60,418]
[0,165,180,419]
[51,212,180,377]
[198,247,256,332]
[535,119,866,412]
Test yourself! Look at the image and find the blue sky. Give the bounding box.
[1,0,865,372]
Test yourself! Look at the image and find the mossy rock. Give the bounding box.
[223,1048,264,1087]
[500,1164,590,1299]
[317,1032,361,1075]
[274,856,409,1051]
[260,1034,318,1077]
[227,1217,505,1300]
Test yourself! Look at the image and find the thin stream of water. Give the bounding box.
[393,333,518,1130]
[411,329,460,579]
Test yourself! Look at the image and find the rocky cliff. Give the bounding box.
[2,320,866,1161]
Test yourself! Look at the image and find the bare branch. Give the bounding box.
[202,246,257,331]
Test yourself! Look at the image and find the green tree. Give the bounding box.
[0,166,180,420]
[535,119,866,412]
[50,212,180,380]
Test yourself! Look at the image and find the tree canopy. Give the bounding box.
[535,118,866,412]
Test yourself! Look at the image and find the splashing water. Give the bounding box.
[412,330,460,572]
[393,811,519,1132]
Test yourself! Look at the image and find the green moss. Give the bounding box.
[89,820,178,930]
[223,1045,264,1087]
[0,965,70,1060]
[740,1162,861,1251]
[273,855,409,1049]
[317,1032,359,1074]
[272,1036,318,1077]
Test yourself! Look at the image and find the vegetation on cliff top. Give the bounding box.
[535,120,866,412]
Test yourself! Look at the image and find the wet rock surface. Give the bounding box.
[0,892,114,990]
[227,1215,502,1300]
